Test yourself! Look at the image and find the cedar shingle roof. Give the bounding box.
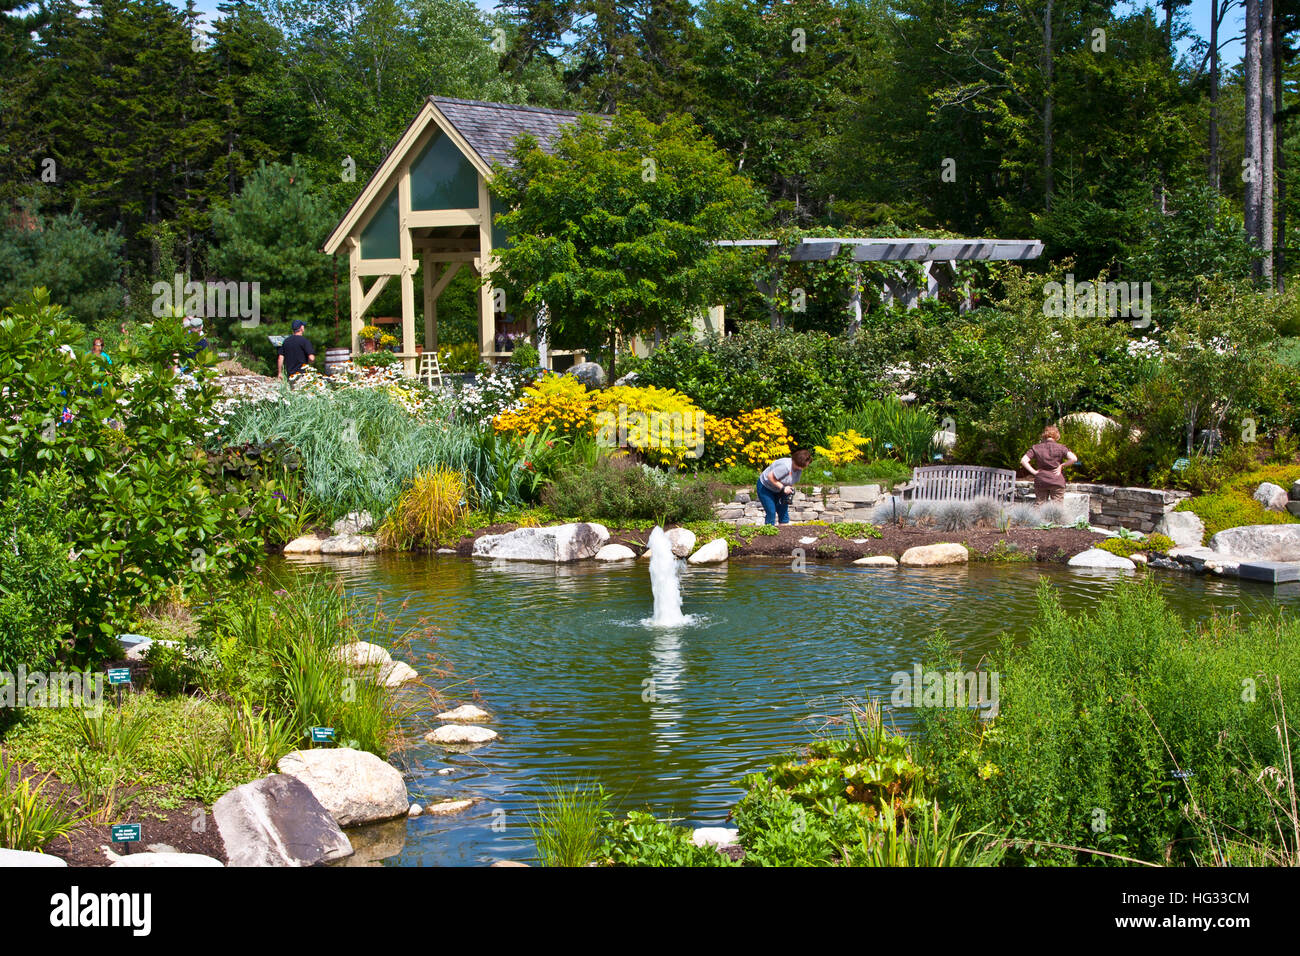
[429,96,593,169]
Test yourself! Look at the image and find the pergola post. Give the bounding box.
[476,176,496,363]
[348,238,363,353]
[423,255,438,352]
[398,163,418,378]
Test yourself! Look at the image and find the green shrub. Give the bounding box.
[543,456,715,524]
[1097,533,1174,558]
[920,579,1300,866]
[0,472,76,675]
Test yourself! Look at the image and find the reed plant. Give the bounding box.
[0,756,83,852]
[379,467,469,549]
[832,397,941,467]
[531,781,611,867]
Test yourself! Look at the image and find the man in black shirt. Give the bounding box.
[278,320,316,380]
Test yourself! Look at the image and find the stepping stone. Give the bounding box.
[435,704,491,722]
[1237,561,1300,584]
[854,555,898,567]
[425,798,476,815]
[425,725,498,746]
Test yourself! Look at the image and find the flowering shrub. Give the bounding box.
[445,364,539,427]
[493,372,597,438]
[702,407,792,470]
[292,364,438,417]
[591,385,704,467]
[814,429,871,466]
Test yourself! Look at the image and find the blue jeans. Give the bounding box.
[756,481,788,525]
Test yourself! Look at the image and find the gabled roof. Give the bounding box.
[322,97,594,256]
[430,96,588,170]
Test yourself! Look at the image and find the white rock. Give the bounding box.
[277,748,410,827]
[665,527,697,557]
[932,429,957,450]
[1058,411,1122,439]
[283,535,325,554]
[472,522,609,562]
[1154,511,1205,549]
[899,543,969,567]
[409,804,423,817]
[379,660,419,687]
[1208,525,1300,562]
[436,768,456,775]
[320,534,378,555]
[332,510,374,535]
[425,798,476,815]
[0,849,67,866]
[336,641,392,668]
[854,555,898,567]
[425,725,499,745]
[594,543,637,561]
[435,704,491,722]
[687,538,729,564]
[799,536,819,545]
[1254,482,1291,512]
[691,827,740,847]
[1067,548,1136,570]
[112,852,223,867]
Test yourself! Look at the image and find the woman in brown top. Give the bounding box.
[1021,425,1077,503]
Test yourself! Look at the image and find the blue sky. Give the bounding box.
[169,0,1242,68]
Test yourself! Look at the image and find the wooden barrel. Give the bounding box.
[325,347,351,371]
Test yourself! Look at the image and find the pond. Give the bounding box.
[282,554,1300,866]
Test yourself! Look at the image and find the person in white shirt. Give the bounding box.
[757,449,813,525]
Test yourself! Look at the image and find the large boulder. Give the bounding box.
[594,543,637,562]
[854,555,898,567]
[436,704,491,722]
[336,641,392,668]
[899,543,969,567]
[1058,411,1121,440]
[213,774,354,867]
[1154,511,1205,549]
[472,523,609,562]
[320,534,379,555]
[1208,525,1300,562]
[1291,479,1300,501]
[1067,548,1136,570]
[283,535,325,554]
[276,748,409,828]
[1254,482,1291,512]
[665,527,697,558]
[687,538,729,564]
[566,361,606,388]
[331,511,374,535]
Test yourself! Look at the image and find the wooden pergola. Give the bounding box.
[322,97,592,373]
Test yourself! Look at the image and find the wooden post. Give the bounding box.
[477,175,495,364]
[398,164,417,377]
[423,254,439,352]
[348,238,362,354]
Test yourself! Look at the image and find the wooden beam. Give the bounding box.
[408,208,480,229]
[411,250,479,262]
[348,240,363,353]
[423,255,438,352]
[430,260,462,300]
[355,257,404,276]
[359,274,391,315]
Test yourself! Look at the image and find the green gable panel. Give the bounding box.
[360,188,400,260]
[490,195,511,252]
[411,132,479,211]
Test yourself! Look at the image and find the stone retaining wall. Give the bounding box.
[712,484,886,525]
[1019,481,1191,533]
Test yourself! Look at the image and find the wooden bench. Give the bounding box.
[898,465,1016,504]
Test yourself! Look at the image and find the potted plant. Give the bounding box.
[379,332,398,352]
[359,324,380,353]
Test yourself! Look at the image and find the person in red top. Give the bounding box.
[1021,425,1078,503]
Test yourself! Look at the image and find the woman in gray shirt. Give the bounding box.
[757,449,813,525]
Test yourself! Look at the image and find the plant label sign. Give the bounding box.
[106,668,132,686]
[1171,458,1190,472]
[310,727,335,744]
[111,824,141,844]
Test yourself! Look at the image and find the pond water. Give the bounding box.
[281,554,1300,866]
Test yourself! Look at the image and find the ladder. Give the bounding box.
[417,352,444,388]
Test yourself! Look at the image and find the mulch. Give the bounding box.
[1,751,229,867]
[452,522,1104,563]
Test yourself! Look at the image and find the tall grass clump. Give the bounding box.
[919,579,1300,866]
[531,781,611,867]
[379,467,469,549]
[222,388,492,521]
[833,397,941,467]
